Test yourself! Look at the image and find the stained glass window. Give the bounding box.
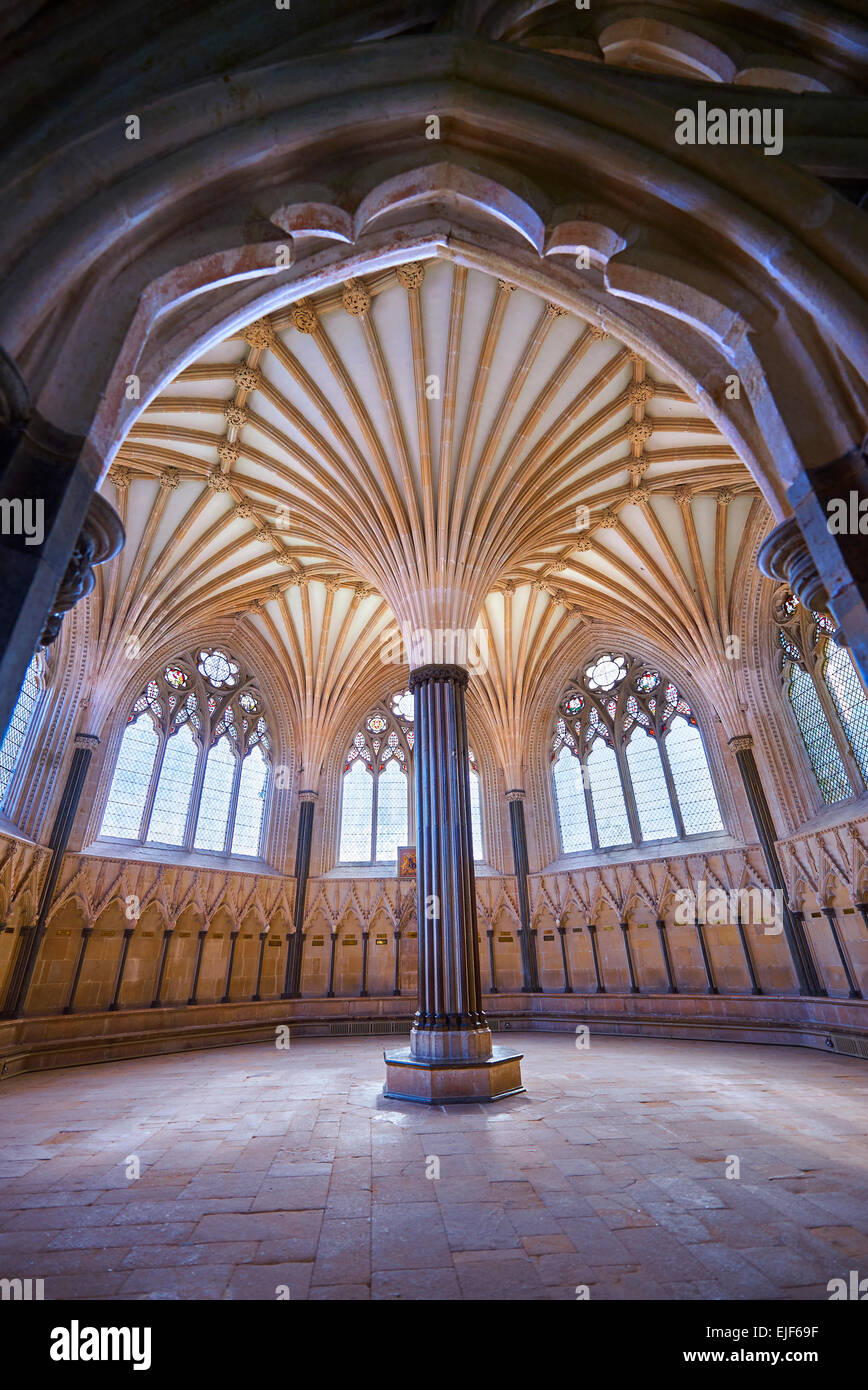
[197,648,239,687]
[776,592,865,804]
[586,740,631,847]
[626,729,677,840]
[552,746,593,853]
[823,642,868,784]
[193,736,236,852]
[339,758,374,862]
[99,647,271,856]
[552,653,723,854]
[232,744,268,856]
[469,758,484,862]
[338,695,485,866]
[100,716,159,840]
[0,652,44,810]
[375,758,407,862]
[147,721,198,845]
[788,661,852,803]
[665,718,723,834]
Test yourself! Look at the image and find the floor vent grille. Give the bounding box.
[826,1033,868,1060]
[327,1020,411,1036]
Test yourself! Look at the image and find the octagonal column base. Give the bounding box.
[383,1045,524,1105]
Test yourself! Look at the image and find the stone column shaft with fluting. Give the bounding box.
[384,663,523,1102]
[410,665,488,1060]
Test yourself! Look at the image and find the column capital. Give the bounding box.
[298,788,318,804]
[408,663,469,690]
[728,733,754,753]
[505,787,526,802]
[74,732,100,750]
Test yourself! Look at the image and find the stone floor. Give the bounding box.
[0,1033,867,1300]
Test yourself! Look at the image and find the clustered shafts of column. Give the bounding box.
[409,663,491,1062]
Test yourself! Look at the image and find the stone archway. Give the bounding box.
[2,26,866,734]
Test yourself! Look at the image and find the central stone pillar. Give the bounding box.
[384,664,523,1103]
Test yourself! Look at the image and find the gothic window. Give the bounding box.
[98,648,272,856]
[337,691,485,865]
[551,653,723,855]
[775,589,867,803]
[468,749,484,862]
[0,651,46,810]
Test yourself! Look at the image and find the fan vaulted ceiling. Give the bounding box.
[95,257,766,774]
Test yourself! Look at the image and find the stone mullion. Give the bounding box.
[655,919,677,993]
[370,769,379,864]
[821,906,862,998]
[657,735,687,839]
[581,753,600,851]
[182,738,209,851]
[614,740,642,848]
[139,731,169,844]
[222,750,244,855]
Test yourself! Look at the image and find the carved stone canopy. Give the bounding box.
[39,493,124,648]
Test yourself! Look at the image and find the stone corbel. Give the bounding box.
[757,516,830,615]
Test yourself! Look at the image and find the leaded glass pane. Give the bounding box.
[100,716,159,840]
[231,744,268,856]
[586,740,631,847]
[626,730,677,841]
[147,722,198,845]
[469,769,483,861]
[0,654,42,808]
[788,664,852,803]
[339,759,373,862]
[553,747,592,853]
[823,641,868,785]
[193,736,236,852]
[375,758,407,863]
[665,718,724,833]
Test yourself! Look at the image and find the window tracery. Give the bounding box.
[551,652,723,854]
[337,690,483,864]
[99,648,271,856]
[0,650,46,810]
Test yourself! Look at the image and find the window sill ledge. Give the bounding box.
[82,841,281,876]
[539,833,745,875]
